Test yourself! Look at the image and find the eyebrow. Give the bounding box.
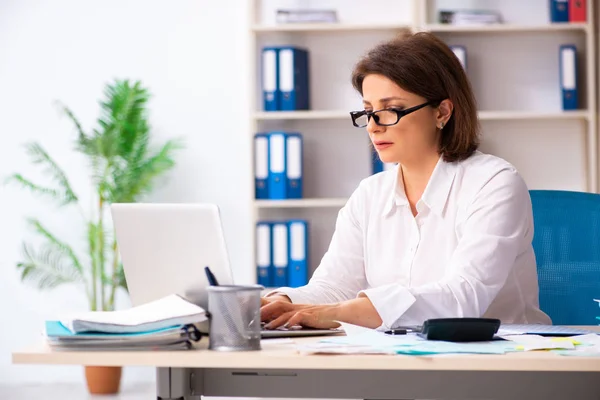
[363,96,406,105]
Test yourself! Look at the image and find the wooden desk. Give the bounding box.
[13,332,600,400]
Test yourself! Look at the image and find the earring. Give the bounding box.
[440,122,444,129]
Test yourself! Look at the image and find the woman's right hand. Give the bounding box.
[260,294,292,307]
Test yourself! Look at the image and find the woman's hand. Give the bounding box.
[260,294,291,307]
[261,300,341,330]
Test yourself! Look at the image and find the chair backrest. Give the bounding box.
[529,190,600,325]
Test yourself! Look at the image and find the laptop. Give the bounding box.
[110,203,339,338]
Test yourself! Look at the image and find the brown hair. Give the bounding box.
[351,30,479,162]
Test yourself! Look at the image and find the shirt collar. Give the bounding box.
[382,157,457,218]
[382,165,407,217]
[421,157,457,217]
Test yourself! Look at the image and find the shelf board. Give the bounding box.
[254,110,349,120]
[254,110,590,122]
[254,198,348,208]
[424,23,589,33]
[253,23,589,34]
[252,23,412,33]
[478,110,590,120]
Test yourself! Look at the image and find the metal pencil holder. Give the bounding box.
[207,285,263,351]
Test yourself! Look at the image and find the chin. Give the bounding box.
[378,153,399,164]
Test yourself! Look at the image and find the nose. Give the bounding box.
[366,115,385,136]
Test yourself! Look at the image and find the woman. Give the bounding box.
[261,30,551,330]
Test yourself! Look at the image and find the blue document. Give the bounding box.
[262,47,280,111]
[279,47,310,111]
[288,219,308,287]
[271,222,289,287]
[286,133,303,198]
[256,221,273,287]
[559,44,578,110]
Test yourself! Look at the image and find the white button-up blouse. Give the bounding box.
[272,151,552,329]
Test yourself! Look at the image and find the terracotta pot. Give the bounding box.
[84,366,122,394]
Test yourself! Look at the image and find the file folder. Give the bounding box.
[286,133,303,199]
[256,222,272,287]
[279,47,310,111]
[549,0,569,22]
[372,147,383,174]
[268,132,287,199]
[254,133,269,199]
[559,44,578,110]
[569,0,586,22]
[449,45,467,71]
[272,222,288,287]
[288,219,308,288]
[262,47,280,111]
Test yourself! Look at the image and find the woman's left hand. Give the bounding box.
[261,301,341,330]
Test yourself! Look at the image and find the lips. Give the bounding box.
[374,141,393,145]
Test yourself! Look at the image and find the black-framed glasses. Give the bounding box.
[349,100,437,128]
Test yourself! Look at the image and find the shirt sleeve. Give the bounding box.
[358,168,532,328]
[266,185,368,305]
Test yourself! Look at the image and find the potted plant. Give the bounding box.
[6,79,183,394]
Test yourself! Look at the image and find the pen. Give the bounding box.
[384,326,421,335]
[384,329,407,335]
[204,266,219,286]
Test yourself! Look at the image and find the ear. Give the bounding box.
[436,99,454,129]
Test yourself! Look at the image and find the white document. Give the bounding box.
[60,294,207,334]
[500,334,576,351]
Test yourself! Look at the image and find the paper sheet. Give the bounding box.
[500,334,576,351]
[300,322,518,355]
[302,321,600,357]
[60,294,207,333]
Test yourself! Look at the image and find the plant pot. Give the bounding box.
[84,366,122,394]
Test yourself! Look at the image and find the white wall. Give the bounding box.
[0,0,251,386]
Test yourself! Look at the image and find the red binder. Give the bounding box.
[569,0,586,22]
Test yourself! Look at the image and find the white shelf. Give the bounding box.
[253,22,589,34]
[254,198,348,209]
[478,110,590,120]
[254,110,349,120]
[424,23,590,33]
[252,23,413,33]
[254,110,590,122]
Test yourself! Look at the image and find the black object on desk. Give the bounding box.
[384,326,421,335]
[418,318,501,342]
[204,266,219,286]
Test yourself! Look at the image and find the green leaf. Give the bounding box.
[27,218,85,276]
[24,142,78,205]
[55,101,88,145]
[4,174,70,205]
[110,138,183,203]
[115,262,128,291]
[17,243,84,290]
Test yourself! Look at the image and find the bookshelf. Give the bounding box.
[249,0,597,286]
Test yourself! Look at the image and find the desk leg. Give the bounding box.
[156,367,200,400]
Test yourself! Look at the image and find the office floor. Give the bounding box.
[0,382,155,399]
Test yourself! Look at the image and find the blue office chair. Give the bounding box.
[529,190,600,325]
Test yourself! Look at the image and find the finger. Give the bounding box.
[265,311,296,329]
[261,297,269,307]
[286,311,310,328]
[287,310,340,330]
[260,301,294,322]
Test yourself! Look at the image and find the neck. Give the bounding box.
[400,151,440,193]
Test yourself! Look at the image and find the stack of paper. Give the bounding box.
[297,323,520,356]
[45,294,207,351]
[297,322,600,357]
